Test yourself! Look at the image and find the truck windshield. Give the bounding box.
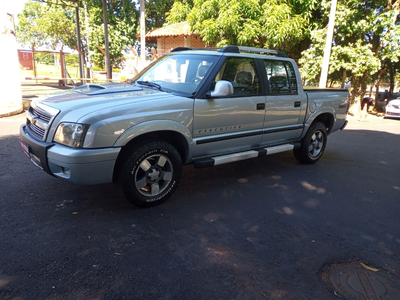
[135,54,218,96]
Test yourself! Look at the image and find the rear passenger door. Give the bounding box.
[192,57,266,158]
[261,59,304,146]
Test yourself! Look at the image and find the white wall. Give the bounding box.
[0,6,23,117]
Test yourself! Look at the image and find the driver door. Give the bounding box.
[193,57,266,159]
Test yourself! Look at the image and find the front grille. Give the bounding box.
[30,107,51,122]
[27,122,46,139]
[26,106,55,141]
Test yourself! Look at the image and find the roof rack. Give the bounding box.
[170,46,288,57]
[231,46,288,58]
[170,47,220,52]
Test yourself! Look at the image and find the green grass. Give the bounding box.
[20,63,80,79]
[20,63,124,83]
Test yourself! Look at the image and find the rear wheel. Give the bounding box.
[294,122,327,164]
[115,141,182,207]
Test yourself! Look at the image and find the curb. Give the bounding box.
[0,105,24,118]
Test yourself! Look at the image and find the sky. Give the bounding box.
[1,0,64,50]
[3,0,29,24]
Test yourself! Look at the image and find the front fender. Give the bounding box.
[113,120,194,161]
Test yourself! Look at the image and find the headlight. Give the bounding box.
[53,123,89,148]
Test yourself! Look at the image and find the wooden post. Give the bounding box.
[97,46,110,81]
[59,47,66,86]
[140,0,145,61]
[129,45,138,57]
[128,45,139,75]
[32,43,37,83]
[75,6,84,84]
[151,48,158,59]
[102,0,111,80]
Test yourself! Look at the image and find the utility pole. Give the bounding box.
[319,0,337,88]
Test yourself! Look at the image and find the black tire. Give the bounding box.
[293,122,327,164]
[115,141,182,207]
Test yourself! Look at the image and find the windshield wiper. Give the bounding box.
[136,81,163,91]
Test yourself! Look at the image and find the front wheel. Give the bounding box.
[293,122,327,164]
[115,141,182,207]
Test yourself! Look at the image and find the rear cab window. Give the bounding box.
[264,60,298,95]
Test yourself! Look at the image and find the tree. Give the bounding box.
[144,0,176,29]
[260,0,309,57]
[165,0,193,24]
[166,0,320,58]
[84,0,176,68]
[85,0,138,68]
[373,1,400,99]
[35,52,55,65]
[299,0,400,113]
[16,1,77,50]
[16,0,195,70]
[186,0,262,47]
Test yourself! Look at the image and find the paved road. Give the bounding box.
[1,111,399,299]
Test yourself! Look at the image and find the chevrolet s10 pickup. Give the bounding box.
[20,46,349,206]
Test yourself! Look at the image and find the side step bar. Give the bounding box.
[193,143,300,168]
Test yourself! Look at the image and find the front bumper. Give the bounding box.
[20,125,121,185]
[339,120,348,131]
[385,111,400,118]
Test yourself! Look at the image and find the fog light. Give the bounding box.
[61,167,71,176]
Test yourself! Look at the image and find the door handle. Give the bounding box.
[294,101,301,107]
[257,103,265,110]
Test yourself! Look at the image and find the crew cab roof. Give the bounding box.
[170,45,288,58]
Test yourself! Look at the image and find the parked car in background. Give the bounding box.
[385,98,400,119]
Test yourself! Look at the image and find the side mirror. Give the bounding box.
[206,80,234,98]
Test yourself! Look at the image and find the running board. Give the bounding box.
[193,143,300,168]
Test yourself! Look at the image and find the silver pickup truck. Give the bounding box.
[20,46,349,206]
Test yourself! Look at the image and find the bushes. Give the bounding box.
[92,66,121,73]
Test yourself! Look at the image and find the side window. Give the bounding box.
[213,57,261,95]
[264,60,298,95]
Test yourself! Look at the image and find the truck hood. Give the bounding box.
[37,83,194,148]
[37,83,166,113]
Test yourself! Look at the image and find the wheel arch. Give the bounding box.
[115,120,191,153]
[313,113,334,134]
[121,130,189,159]
[304,111,335,136]
[112,124,191,182]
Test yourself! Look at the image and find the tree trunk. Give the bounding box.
[341,69,347,88]
[348,71,368,115]
[389,61,395,96]
[374,82,381,108]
